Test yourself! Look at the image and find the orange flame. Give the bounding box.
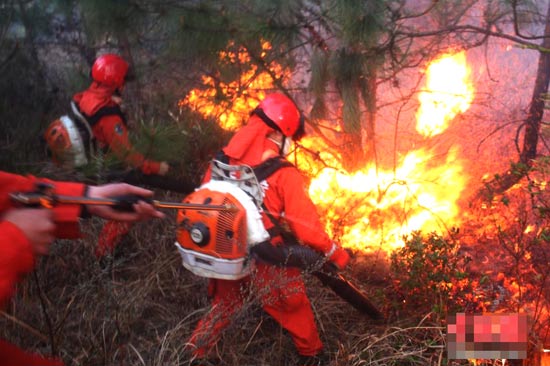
[181,48,474,254]
[306,51,474,252]
[179,42,286,131]
[307,147,467,252]
[415,51,474,137]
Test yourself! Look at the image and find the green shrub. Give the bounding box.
[389,231,476,320]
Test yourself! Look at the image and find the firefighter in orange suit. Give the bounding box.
[0,170,164,365]
[187,93,350,366]
[72,54,169,258]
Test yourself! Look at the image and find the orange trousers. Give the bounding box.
[188,263,323,358]
[95,221,132,258]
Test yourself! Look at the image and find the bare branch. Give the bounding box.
[397,24,545,51]
[511,0,547,40]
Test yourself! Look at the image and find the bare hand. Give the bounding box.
[158,162,170,176]
[86,183,165,221]
[2,208,55,255]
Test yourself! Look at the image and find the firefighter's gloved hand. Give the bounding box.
[159,162,170,176]
[326,242,350,270]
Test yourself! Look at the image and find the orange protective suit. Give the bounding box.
[0,171,84,366]
[73,83,162,176]
[73,82,162,258]
[188,115,334,359]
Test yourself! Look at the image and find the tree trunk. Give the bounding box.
[364,66,377,165]
[16,0,56,129]
[476,1,550,199]
[520,3,550,165]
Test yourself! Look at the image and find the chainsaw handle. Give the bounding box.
[109,195,154,212]
[323,262,340,273]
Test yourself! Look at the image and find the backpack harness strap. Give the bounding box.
[83,104,127,127]
[211,150,294,240]
[69,101,96,160]
[69,101,128,160]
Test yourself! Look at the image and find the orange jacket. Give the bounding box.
[261,164,333,253]
[213,115,333,254]
[0,171,84,366]
[73,83,161,175]
[207,156,333,254]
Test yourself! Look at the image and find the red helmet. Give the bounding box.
[253,93,304,139]
[91,54,129,88]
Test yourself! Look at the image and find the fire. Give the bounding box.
[180,43,550,361]
[415,51,474,137]
[307,147,466,252]
[181,47,474,254]
[179,41,286,131]
[306,51,474,252]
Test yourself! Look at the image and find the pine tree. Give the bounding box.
[4,0,550,177]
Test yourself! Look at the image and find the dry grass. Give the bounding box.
[10,185,545,365]
[4,188,547,365]
[0,205,459,366]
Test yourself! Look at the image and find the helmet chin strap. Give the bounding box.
[267,137,283,155]
[267,136,292,156]
[282,137,292,156]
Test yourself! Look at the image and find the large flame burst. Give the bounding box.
[307,146,466,252]
[416,51,474,137]
[307,50,474,252]
[182,47,474,254]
